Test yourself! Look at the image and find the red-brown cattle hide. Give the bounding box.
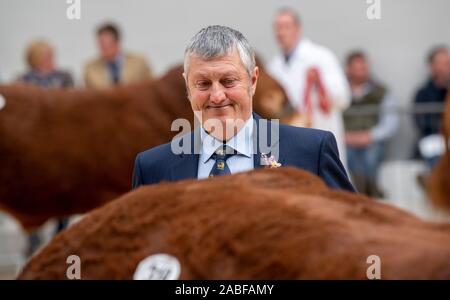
[0,64,288,230]
[18,168,450,279]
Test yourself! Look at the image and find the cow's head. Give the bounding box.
[252,56,289,119]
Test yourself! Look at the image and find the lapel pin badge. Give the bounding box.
[260,153,282,168]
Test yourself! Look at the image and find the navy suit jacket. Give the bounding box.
[132,114,355,192]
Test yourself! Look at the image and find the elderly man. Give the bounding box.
[132,25,354,192]
[268,8,350,168]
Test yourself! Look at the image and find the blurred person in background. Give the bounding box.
[18,39,74,88]
[16,39,74,256]
[414,46,450,169]
[84,22,153,89]
[268,7,350,168]
[343,51,399,197]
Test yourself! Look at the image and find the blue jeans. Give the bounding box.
[347,142,385,181]
[425,155,441,170]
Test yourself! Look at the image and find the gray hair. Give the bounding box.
[184,25,256,78]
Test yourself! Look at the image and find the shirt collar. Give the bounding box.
[351,81,373,100]
[284,38,309,64]
[105,52,124,66]
[200,116,254,163]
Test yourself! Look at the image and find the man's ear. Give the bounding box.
[182,72,189,87]
[182,72,191,101]
[251,66,259,96]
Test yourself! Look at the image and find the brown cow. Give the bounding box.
[428,94,450,210]
[18,167,450,279]
[0,64,288,230]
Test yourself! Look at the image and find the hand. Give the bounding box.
[306,67,320,85]
[318,96,331,114]
[345,131,373,148]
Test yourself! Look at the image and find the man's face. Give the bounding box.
[97,32,120,61]
[184,50,258,139]
[274,13,301,54]
[346,57,370,84]
[430,50,450,86]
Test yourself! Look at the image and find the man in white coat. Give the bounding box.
[268,8,351,167]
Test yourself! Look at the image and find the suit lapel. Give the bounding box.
[169,129,201,181]
[169,154,199,181]
[253,113,263,169]
[121,54,131,84]
[252,113,282,169]
[95,60,111,87]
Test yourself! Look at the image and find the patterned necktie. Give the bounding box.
[107,61,120,85]
[209,146,237,177]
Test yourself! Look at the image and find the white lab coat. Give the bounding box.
[268,38,351,167]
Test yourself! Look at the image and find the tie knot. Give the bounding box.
[209,145,236,177]
[212,145,236,161]
[108,60,118,68]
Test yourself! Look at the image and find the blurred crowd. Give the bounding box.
[3,8,450,200]
[15,23,154,89]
